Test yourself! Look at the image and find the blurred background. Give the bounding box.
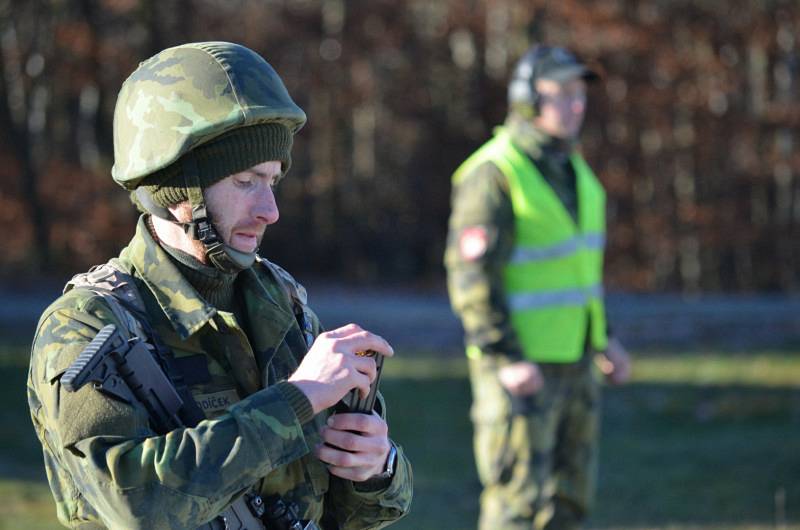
[1,1,799,529]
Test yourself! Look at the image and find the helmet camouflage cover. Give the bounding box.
[112,41,307,190]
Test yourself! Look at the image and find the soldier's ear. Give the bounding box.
[166,200,194,224]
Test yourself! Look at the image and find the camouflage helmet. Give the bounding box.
[112,42,306,274]
[111,41,306,190]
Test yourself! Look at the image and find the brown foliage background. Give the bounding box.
[1,0,798,292]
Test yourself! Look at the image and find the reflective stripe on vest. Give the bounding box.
[508,284,604,311]
[453,127,608,363]
[510,233,606,264]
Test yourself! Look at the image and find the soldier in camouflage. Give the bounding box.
[28,42,412,529]
[445,45,631,530]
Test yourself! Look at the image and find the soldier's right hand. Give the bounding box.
[288,324,394,415]
[498,360,544,396]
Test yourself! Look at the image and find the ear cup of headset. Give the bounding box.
[508,45,549,113]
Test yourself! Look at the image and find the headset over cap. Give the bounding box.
[508,45,599,115]
[112,41,307,272]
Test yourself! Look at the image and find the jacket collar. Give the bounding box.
[120,216,296,345]
[121,216,219,339]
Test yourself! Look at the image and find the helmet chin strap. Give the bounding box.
[182,154,257,273]
[136,155,256,274]
[179,202,255,273]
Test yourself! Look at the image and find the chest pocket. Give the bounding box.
[159,332,242,420]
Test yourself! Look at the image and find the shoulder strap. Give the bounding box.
[257,257,316,348]
[64,262,148,341]
[257,256,308,305]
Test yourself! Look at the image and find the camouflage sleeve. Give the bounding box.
[29,292,311,529]
[321,394,413,529]
[444,161,524,360]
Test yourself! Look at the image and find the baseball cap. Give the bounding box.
[521,46,599,84]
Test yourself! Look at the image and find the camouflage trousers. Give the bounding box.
[468,355,601,530]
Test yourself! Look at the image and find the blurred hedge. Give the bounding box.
[1,0,798,292]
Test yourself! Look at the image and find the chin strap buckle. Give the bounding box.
[184,204,230,267]
[185,201,253,274]
[185,205,220,245]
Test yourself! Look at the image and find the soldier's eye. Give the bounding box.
[234,175,254,187]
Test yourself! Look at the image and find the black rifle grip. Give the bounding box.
[61,324,118,392]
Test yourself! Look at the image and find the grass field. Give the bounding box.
[2,343,798,529]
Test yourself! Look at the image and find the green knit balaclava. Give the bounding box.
[111,41,307,273]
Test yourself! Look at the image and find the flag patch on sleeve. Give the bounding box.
[459,226,489,261]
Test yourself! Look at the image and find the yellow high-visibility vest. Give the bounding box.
[454,127,608,362]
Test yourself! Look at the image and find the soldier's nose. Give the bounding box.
[254,185,280,225]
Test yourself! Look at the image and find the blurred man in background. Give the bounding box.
[28,41,411,529]
[445,45,631,530]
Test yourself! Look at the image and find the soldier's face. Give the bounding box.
[205,160,282,253]
[533,77,587,140]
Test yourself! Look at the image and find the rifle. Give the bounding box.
[62,323,318,530]
[61,324,184,432]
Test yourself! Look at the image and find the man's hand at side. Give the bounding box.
[288,323,394,415]
[498,360,544,396]
[598,337,631,385]
[315,412,391,482]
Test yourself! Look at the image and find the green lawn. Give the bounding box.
[3,348,799,529]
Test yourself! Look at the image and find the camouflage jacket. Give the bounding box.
[28,217,412,530]
[444,118,588,363]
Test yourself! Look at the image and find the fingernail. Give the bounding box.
[327,416,335,426]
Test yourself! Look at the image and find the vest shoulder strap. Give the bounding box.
[257,256,308,307]
[453,128,522,183]
[63,261,148,341]
[257,257,315,348]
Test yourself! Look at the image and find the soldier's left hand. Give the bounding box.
[315,411,391,482]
